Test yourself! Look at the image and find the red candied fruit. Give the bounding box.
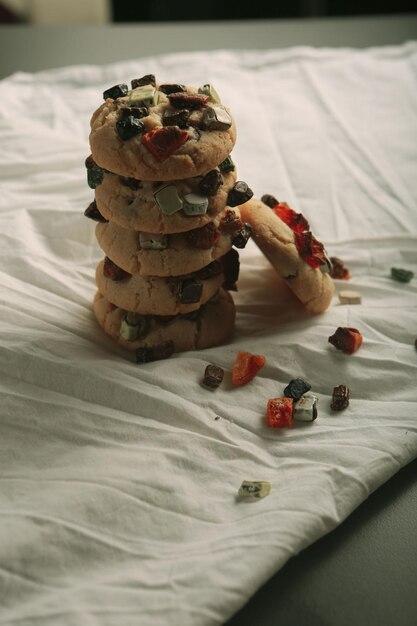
[294,231,328,270]
[103,257,130,281]
[274,202,310,234]
[185,222,220,249]
[328,327,363,354]
[142,126,189,162]
[231,351,266,386]
[219,209,244,233]
[267,397,294,428]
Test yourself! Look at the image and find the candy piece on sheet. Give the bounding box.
[284,378,312,402]
[293,393,318,422]
[131,74,156,89]
[116,116,145,141]
[231,351,266,386]
[238,480,271,499]
[227,181,254,207]
[162,108,190,128]
[390,267,414,283]
[179,279,203,304]
[198,170,223,196]
[154,184,183,215]
[198,84,221,103]
[103,257,130,281]
[232,223,252,249]
[103,83,128,100]
[202,364,224,389]
[185,222,220,249]
[129,85,156,107]
[120,312,150,342]
[218,155,235,173]
[142,126,189,161]
[182,193,209,216]
[328,327,363,354]
[158,83,186,94]
[330,257,351,280]
[261,193,280,208]
[84,200,107,223]
[167,92,209,110]
[331,385,350,411]
[202,106,232,130]
[294,231,329,270]
[338,290,362,304]
[266,397,293,428]
[139,232,168,250]
[135,340,175,363]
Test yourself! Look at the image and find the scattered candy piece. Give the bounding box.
[142,127,189,162]
[227,181,254,207]
[103,83,128,100]
[84,200,107,223]
[131,74,156,89]
[198,84,221,103]
[158,83,186,95]
[284,378,311,402]
[182,193,209,216]
[136,340,175,363]
[293,393,318,422]
[218,155,235,173]
[103,257,130,281]
[238,480,271,499]
[139,232,168,250]
[185,222,220,249]
[390,267,414,283]
[154,184,183,215]
[274,202,310,234]
[331,385,350,411]
[202,106,232,131]
[261,193,279,208]
[266,397,293,428]
[129,85,156,108]
[116,116,145,141]
[330,257,351,280]
[202,364,224,389]
[231,351,266,386]
[328,327,363,354]
[232,223,252,249]
[179,279,203,304]
[198,170,223,196]
[338,290,362,305]
[167,92,209,110]
[222,249,240,291]
[162,108,190,128]
[120,312,150,342]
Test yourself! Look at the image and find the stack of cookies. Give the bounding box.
[84,74,253,361]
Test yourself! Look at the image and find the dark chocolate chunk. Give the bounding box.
[119,176,142,190]
[167,92,209,110]
[198,170,223,196]
[203,364,224,389]
[179,279,203,304]
[261,193,279,208]
[227,181,254,207]
[84,200,107,223]
[135,340,175,363]
[284,378,312,402]
[331,385,350,411]
[103,83,128,100]
[87,165,104,189]
[232,223,252,249]
[195,260,223,280]
[219,209,244,233]
[116,116,145,141]
[158,83,186,95]
[85,155,96,169]
[222,249,240,291]
[103,257,130,281]
[162,108,190,128]
[131,74,156,89]
[218,155,235,173]
[119,106,148,120]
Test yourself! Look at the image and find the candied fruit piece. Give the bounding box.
[294,231,328,270]
[219,209,244,234]
[390,267,414,283]
[185,222,220,250]
[103,257,130,281]
[328,327,363,354]
[274,203,310,234]
[142,126,189,162]
[231,351,266,386]
[331,385,350,411]
[266,397,293,428]
[202,364,224,390]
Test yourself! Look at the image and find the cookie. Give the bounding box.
[93,167,237,233]
[95,206,246,277]
[95,258,225,316]
[89,80,236,180]
[239,198,334,314]
[93,288,235,354]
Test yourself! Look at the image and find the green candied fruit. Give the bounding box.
[218,155,235,173]
[390,267,414,283]
[87,166,104,189]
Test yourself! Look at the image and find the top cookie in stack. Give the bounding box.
[87,74,253,361]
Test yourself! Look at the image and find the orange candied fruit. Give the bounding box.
[142,126,189,162]
[266,397,294,428]
[231,351,266,386]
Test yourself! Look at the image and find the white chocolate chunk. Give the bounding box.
[182,193,209,216]
[238,480,271,499]
[154,184,183,215]
[120,317,139,341]
[202,106,232,131]
[139,232,168,250]
[338,290,362,304]
[129,85,156,107]
[293,393,318,422]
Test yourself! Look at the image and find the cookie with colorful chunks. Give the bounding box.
[92,165,237,234]
[95,257,225,316]
[89,77,236,180]
[95,206,248,277]
[239,197,334,314]
[93,288,235,356]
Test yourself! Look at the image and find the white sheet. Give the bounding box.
[0,44,416,626]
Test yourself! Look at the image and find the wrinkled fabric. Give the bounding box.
[0,44,416,626]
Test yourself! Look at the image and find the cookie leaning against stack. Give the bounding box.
[85,74,254,360]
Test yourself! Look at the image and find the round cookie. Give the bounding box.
[93,288,235,355]
[94,167,237,233]
[95,258,225,316]
[95,206,244,277]
[240,197,334,314]
[90,81,236,180]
